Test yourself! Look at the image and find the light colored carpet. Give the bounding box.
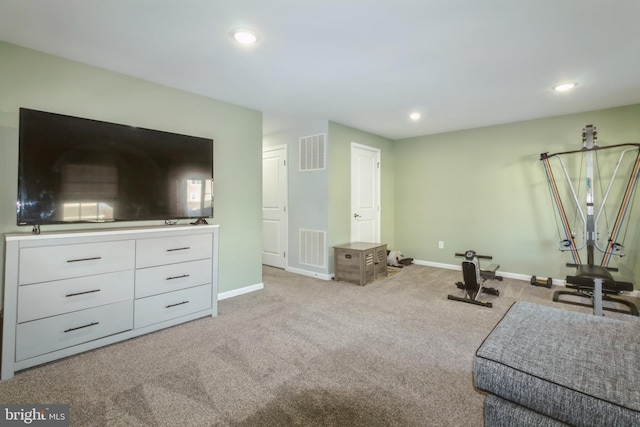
[0,264,637,426]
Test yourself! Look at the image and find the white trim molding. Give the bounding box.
[218,283,264,301]
[286,266,332,281]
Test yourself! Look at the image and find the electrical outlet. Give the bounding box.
[438,241,444,249]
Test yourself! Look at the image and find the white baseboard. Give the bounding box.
[247,261,639,299]
[286,266,332,281]
[218,283,264,301]
[413,259,459,271]
[217,267,333,302]
[414,259,530,281]
[413,259,639,296]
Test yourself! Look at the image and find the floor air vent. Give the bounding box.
[299,229,326,268]
[299,134,326,171]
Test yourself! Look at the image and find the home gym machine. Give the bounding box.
[447,250,502,308]
[540,125,640,316]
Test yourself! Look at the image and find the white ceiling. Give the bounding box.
[1,1,639,140]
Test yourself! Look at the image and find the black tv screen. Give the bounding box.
[18,108,214,226]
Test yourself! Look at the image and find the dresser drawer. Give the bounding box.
[134,284,212,329]
[18,271,134,323]
[136,233,212,268]
[16,300,133,362]
[135,259,212,299]
[19,240,135,285]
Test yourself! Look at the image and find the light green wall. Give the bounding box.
[327,121,395,271]
[0,42,263,297]
[394,104,640,286]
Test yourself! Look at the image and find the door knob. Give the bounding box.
[354,213,361,218]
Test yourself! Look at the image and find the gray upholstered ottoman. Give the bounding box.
[474,301,640,426]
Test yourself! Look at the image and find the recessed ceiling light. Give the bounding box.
[409,112,421,120]
[232,29,259,44]
[553,82,577,92]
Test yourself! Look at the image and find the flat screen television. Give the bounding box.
[17,108,214,228]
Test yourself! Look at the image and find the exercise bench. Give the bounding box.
[554,264,639,316]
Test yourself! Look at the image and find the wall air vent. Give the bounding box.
[299,229,326,268]
[299,134,326,171]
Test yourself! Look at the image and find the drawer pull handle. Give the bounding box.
[345,254,352,259]
[166,301,189,308]
[64,322,99,333]
[67,256,102,263]
[167,247,190,252]
[166,274,190,281]
[66,289,101,297]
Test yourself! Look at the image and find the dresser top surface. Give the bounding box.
[5,224,219,241]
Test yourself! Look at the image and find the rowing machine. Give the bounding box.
[447,250,502,308]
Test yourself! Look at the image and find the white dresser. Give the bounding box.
[2,224,219,380]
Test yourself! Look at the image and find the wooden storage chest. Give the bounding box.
[333,242,387,286]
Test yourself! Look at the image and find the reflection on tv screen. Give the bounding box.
[17,108,214,225]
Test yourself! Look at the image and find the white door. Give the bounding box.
[262,146,288,268]
[351,143,380,243]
